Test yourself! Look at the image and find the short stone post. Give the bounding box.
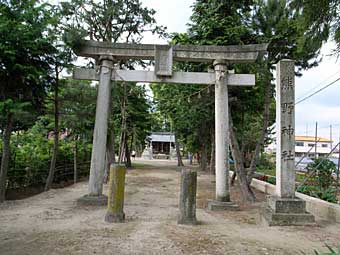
[105,164,126,223]
[178,169,197,225]
[263,59,315,226]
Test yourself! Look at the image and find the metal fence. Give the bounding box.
[6,161,91,190]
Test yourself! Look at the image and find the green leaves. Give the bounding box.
[62,0,166,43]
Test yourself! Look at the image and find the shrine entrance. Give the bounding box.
[73,40,268,209]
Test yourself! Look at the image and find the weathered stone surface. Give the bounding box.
[268,196,306,214]
[262,207,315,226]
[214,60,230,203]
[207,200,239,211]
[263,59,315,226]
[74,40,269,63]
[276,59,296,198]
[178,169,197,225]
[141,146,153,160]
[155,45,173,76]
[88,56,114,196]
[105,164,126,223]
[73,68,255,86]
[77,194,107,206]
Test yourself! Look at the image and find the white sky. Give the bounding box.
[140,0,340,146]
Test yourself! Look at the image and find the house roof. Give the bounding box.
[295,136,331,143]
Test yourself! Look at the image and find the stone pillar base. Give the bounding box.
[77,194,107,206]
[105,212,125,223]
[207,200,239,211]
[178,217,197,225]
[262,196,315,226]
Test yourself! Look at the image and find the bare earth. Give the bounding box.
[0,159,339,255]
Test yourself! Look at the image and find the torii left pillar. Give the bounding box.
[77,55,114,206]
[208,60,238,211]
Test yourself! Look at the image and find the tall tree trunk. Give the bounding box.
[230,171,237,186]
[0,112,13,203]
[104,130,115,183]
[200,143,207,171]
[73,136,78,184]
[247,78,271,185]
[125,136,132,168]
[210,127,215,175]
[118,84,127,164]
[129,131,134,154]
[104,97,115,183]
[228,108,256,202]
[175,131,184,167]
[45,71,59,191]
[198,122,208,171]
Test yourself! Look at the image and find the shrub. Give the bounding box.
[297,185,337,203]
[306,158,336,189]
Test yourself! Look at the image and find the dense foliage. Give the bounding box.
[1,0,340,203]
[297,158,337,203]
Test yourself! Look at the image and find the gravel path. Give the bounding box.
[0,159,339,254]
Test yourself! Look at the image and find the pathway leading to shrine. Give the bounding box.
[0,159,338,255]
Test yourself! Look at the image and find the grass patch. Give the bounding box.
[131,162,153,169]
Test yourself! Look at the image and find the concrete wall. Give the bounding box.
[250,177,340,223]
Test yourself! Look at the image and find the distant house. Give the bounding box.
[265,135,332,158]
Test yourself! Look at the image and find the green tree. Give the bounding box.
[243,0,326,194]
[151,83,214,169]
[154,0,330,202]
[63,0,165,167]
[45,5,75,191]
[62,0,166,43]
[290,0,339,54]
[112,82,152,168]
[0,0,56,202]
[45,79,97,183]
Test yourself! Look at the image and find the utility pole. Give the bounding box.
[314,122,318,159]
[330,124,333,150]
[336,130,340,197]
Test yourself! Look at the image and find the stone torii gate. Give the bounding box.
[73,40,268,207]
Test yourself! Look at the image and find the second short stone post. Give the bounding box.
[178,169,197,225]
[105,164,126,223]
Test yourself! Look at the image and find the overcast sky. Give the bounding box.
[140,0,340,145]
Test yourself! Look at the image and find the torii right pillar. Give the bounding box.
[263,59,315,226]
[207,60,238,211]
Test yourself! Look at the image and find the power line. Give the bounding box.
[296,69,340,101]
[295,76,340,105]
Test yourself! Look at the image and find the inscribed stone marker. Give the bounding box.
[263,59,315,226]
[276,59,295,198]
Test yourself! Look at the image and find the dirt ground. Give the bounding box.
[0,159,339,255]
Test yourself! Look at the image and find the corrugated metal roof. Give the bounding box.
[149,132,175,143]
[295,136,331,142]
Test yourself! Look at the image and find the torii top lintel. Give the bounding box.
[75,40,268,63]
